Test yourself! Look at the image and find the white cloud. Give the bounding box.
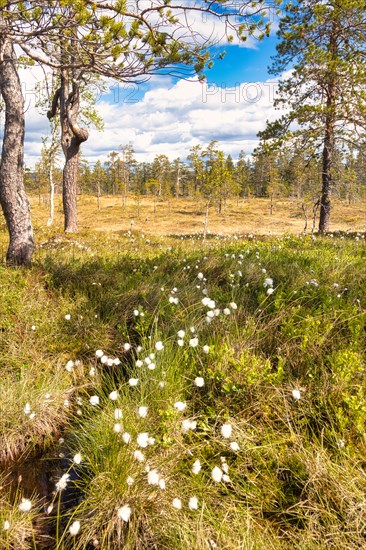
[1,71,283,167]
[83,76,281,163]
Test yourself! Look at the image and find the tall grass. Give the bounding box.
[0,222,365,548]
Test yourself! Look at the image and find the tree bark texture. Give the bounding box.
[48,66,88,232]
[0,39,35,265]
[319,22,338,233]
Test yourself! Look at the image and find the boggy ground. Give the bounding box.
[0,199,365,549]
[28,194,366,238]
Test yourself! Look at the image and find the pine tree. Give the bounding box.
[258,0,366,231]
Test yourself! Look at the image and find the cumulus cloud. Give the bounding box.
[1,70,283,167]
[84,76,281,163]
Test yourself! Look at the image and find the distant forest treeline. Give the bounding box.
[26,140,366,208]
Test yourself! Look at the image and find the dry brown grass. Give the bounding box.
[29,194,366,236]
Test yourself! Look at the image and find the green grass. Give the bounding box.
[0,225,365,549]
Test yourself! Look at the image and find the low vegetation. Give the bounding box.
[0,197,365,549]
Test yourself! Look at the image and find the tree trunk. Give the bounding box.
[47,160,55,226]
[0,40,34,265]
[319,122,334,232]
[62,140,80,232]
[97,181,101,210]
[319,24,337,233]
[58,68,88,232]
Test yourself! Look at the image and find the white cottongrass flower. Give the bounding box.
[203,345,210,354]
[126,476,134,486]
[89,367,96,376]
[106,358,114,367]
[177,339,184,346]
[114,408,123,420]
[29,412,36,420]
[189,337,199,348]
[230,441,240,451]
[109,391,119,401]
[292,389,301,400]
[89,395,99,406]
[266,288,274,296]
[174,401,187,412]
[188,496,199,510]
[129,378,139,386]
[159,478,166,489]
[137,432,149,448]
[31,325,36,331]
[24,403,31,415]
[133,450,145,462]
[100,355,108,364]
[221,458,229,472]
[211,466,223,482]
[197,272,204,280]
[230,302,238,310]
[117,504,131,522]
[177,329,185,338]
[65,360,74,372]
[263,278,273,288]
[192,459,201,475]
[122,432,131,444]
[207,299,216,309]
[155,341,164,351]
[223,308,231,315]
[3,520,10,530]
[113,358,121,366]
[202,297,210,306]
[194,377,205,387]
[69,520,81,536]
[138,406,148,418]
[64,314,71,320]
[19,498,32,512]
[135,359,143,367]
[73,453,82,464]
[148,362,156,370]
[222,474,231,483]
[55,473,70,492]
[172,498,182,509]
[114,423,122,433]
[147,469,160,485]
[182,419,197,432]
[124,343,131,351]
[221,424,232,439]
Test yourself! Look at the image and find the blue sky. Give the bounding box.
[14,10,285,167]
[207,36,279,85]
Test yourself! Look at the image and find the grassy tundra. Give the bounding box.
[0,196,365,549]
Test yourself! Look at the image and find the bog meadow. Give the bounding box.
[0,195,365,549]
